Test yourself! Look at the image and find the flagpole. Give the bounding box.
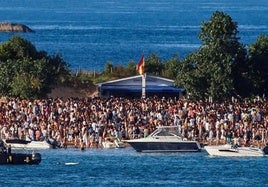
[142,73,146,98]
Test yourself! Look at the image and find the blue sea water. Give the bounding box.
[0,0,268,71]
[0,148,268,187]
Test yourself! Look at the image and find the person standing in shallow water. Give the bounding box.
[7,145,11,155]
[225,129,232,144]
[245,127,252,146]
[7,144,12,163]
[80,140,85,151]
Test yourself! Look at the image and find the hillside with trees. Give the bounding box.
[0,11,267,101]
[0,36,70,99]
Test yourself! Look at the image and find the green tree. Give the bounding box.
[176,11,246,101]
[247,35,268,96]
[0,35,38,61]
[0,60,14,96]
[124,61,136,76]
[162,54,180,79]
[0,36,70,99]
[145,53,164,76]
[104,61,114,74]
[176,52,211,99]
[11,72,42,99]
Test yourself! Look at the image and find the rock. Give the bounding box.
[0,22,34,33]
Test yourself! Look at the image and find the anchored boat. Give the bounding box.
[126,126,201,153]
[0,140,41,165]
[102,137,126,149]
[204,144,268,157]
[3,138,55,150]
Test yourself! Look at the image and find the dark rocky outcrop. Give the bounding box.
[0,22,34,33]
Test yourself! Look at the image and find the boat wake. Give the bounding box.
[57,162,79,166]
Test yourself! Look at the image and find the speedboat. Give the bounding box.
[0,140,41,165]
[3,139,54,150]
[126,126,201,153]
[204,144,268,157]
[102,137,125,149]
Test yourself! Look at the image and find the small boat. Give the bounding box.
[126,126,201,153]
[204,144,268,157]
[102,137,125,149]
[3,138,54,150]
[0,140,41,165]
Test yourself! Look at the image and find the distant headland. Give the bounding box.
[0,22,34,33]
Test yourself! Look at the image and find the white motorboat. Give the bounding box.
[102,137,125,149]
[126,126,201,153]
[204,144,268,157]
[3,139,54,150]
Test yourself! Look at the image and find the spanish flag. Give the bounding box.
[136,54,145,75]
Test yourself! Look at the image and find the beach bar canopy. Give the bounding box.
[96,75,184,98]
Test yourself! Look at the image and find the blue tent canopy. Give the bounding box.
[101,85,183,93]
[97,75,184,98]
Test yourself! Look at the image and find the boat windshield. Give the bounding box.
[150,126,181,137]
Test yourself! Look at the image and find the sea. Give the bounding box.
[0,148,268,187]
[1,0,268,186]
[0,0,268,72]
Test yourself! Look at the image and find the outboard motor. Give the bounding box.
[47,138,58,149]
[263,145,268,155]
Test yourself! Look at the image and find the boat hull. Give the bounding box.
[126,126,201,153]
[0,152,41,165]
[127,141,201,153]
[204,144,265,157]
[102,142,117,149]
[4,139,53,150]
[102,141,125,149]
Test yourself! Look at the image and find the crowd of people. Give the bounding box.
[0,96,267,149]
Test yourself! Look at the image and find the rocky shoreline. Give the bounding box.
[0,22,34,33]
